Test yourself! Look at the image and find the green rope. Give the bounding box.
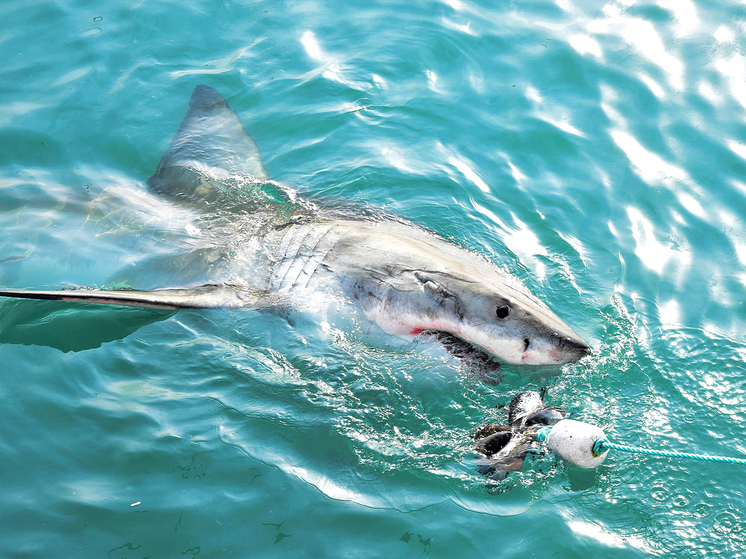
[535,426,746,465]
[535,426,551,442]
[592,439,746,465]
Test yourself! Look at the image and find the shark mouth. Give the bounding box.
[424,331,501,383]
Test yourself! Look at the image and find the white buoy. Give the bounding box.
[545,419,608,468]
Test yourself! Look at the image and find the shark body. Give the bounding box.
[0,85,590,369]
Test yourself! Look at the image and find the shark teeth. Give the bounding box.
[423,330,501,383]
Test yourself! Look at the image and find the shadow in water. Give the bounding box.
[0,299,175,352]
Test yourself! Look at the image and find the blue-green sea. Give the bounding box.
[2,0,746,556]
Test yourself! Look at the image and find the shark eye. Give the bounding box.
[496,305,511,319]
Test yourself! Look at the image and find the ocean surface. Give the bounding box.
[2,0,746,556]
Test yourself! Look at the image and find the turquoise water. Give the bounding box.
[2,0,746,556]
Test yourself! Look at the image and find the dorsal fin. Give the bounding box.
[148,85,270,206]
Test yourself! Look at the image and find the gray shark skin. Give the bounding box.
[0,85,590,368]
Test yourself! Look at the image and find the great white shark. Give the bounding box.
[0,85,589,370]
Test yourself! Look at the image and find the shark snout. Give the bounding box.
[552,334,591,363]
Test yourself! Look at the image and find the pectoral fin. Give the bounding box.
[0,283,280,310]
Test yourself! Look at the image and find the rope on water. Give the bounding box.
[534,425,746,467]
[592,439,746,465]
[534,422,607,468]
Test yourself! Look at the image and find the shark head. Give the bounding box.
[424,270,590,366]
[403,269,589,366]
[338,225,590,368]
